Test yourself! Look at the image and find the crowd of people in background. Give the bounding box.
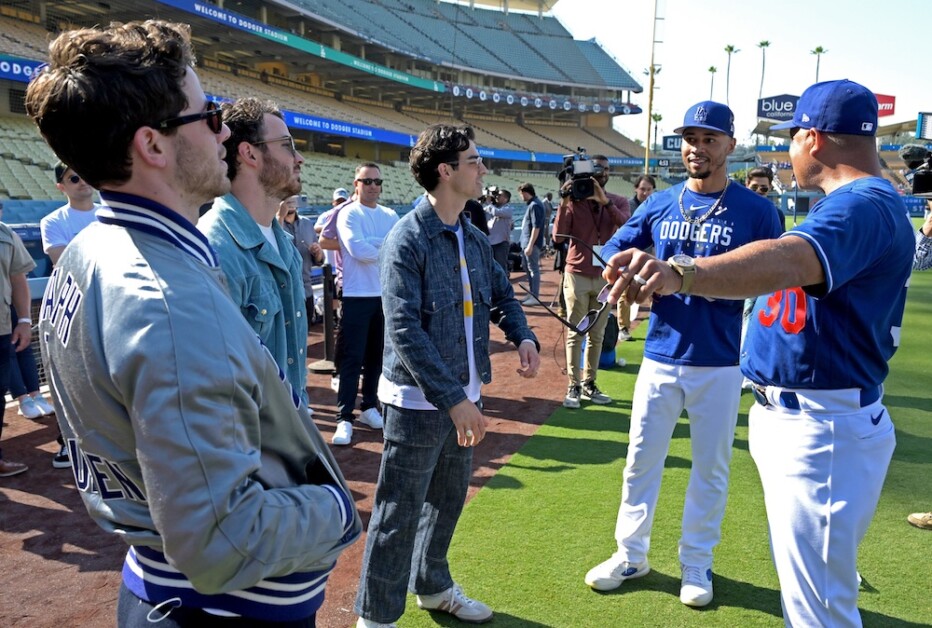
[0,21,928,628]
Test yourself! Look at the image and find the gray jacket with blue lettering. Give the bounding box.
[39,192,360,596]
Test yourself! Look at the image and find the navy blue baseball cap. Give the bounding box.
[771,79,877,136]
[674,101,735,137]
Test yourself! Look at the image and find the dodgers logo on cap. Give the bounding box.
[674,101,735,137]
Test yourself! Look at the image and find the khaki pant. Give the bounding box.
[616,298,631,330]
[563,272,610,386]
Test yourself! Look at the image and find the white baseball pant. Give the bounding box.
[749,394,895,627]
[613,357,743,568]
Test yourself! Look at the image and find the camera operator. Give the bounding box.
[485,188,514,273]
[900,144,932,271]
[552,155,629,408]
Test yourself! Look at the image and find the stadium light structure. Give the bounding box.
[644,0,663,174]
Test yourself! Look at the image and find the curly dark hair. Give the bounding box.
[220,98,284,181]
[409,124,475,192]
[25,20,195,188]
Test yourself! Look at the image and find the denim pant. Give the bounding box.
[490,241,510,275]
[336,297,383,422]
[522,245,541,297]
[355,404,472,623]
[116,582,316,627]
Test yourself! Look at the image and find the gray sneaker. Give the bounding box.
[581,380,612,404]
[416,583,492,623]
[563,385,581,409]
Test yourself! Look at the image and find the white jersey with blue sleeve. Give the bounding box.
[603,182,783,367]
[742,177,914,389]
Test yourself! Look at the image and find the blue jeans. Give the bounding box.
[523,245,541,297]
[355,404,472,623]
[336,297,383,422]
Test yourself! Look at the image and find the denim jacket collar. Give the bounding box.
[211,193,290,271]
[414,194,472,242]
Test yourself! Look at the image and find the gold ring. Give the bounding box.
[466,429,474,438]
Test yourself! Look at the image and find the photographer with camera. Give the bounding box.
[485,187,513,273]
[552,153,629,408]
[900,144,932,271]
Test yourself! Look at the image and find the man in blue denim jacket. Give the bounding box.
[199,98,310,406]
[355,125,540,627]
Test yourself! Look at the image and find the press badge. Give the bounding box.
[592,244,604,268]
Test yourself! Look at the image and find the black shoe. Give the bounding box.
[581,380,613,405]
[52,445,70,469]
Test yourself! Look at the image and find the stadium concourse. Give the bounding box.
[0,265,636,627]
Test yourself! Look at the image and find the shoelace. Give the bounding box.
[682,565,706,584]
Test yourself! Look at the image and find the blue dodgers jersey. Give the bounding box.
[742,177,914,389]
[604,181,783,366]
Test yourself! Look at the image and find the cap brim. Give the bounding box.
[674,124,732,137]
[769,120,798,131]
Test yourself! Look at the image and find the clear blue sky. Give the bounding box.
[550,0,931,145]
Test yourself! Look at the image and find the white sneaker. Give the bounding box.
[356,618,396,628]
[330,376,340,392]
[358,407,384,429]
[584,554,650,591]
[680,563,713,607]
[332,420,353,445]
[618,327,632,342]
[416,583,492,623]
[17,397,43,419]
[33,396,55,416]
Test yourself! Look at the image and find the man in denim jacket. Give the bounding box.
[355,125,540,627]
[199,98,310,406]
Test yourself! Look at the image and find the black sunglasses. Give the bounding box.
[356,178,383,186]
[518,283,610,334]
[749,184,770,193]
[66,174,81,184]
[157,100,224,134]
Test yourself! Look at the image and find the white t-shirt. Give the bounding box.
[40,203,101,253]
[335,200,398,297]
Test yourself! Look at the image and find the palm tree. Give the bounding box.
[724,45,740,106]
[708,66,717,100]
[651,112,662,151]
[811,46,828,82]
[757,40,770,100]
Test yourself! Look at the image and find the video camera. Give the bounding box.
[905,113,932,198]
[559,147,602,201]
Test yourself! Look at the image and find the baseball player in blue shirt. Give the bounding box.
[585,101,782,607]
[602,80,914,627]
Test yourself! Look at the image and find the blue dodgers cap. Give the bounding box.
[771,79,878,136]
[674,101,735,137]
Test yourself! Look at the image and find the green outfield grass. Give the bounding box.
[399,267,932,627]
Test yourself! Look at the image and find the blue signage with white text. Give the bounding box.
[757,94,799,121]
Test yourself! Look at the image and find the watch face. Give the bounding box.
[671,254,695,267]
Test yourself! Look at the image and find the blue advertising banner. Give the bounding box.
[757,94,799,121]
[284,111,416,146]
[663,135,682,151]
[0,55,44,82]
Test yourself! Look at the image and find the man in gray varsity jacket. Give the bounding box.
[26,20,359,626]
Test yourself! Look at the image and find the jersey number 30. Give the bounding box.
[757,288,806,334]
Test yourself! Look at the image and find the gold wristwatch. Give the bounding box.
[667,254,697,295]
